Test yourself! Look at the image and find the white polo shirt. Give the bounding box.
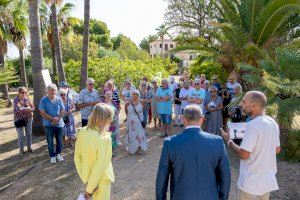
[238,115,280,195]
[179,87,195,109]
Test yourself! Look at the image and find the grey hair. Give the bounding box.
[130,89,140,98]
[246,91,267,108]
[194,78,201,84]
[161,78,169,84]
[183,105,203,122]
[47,84,58,91]
[86,78,95,84]
[234,84,242,91]
[208,86,218,92]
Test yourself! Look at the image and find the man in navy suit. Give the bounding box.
[156,104,231,200]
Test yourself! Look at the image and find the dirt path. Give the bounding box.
[0,107,299,200]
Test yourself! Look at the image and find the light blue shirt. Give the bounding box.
[156,87,173,115]
[190,88,206,109]
[39,96,65,127]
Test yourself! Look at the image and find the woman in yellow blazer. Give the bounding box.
[74,103,115,200]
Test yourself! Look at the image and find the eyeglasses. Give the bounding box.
[88,83,94,86]
[152,82,157,84]
[133,93,139,96]
[210,90,217,93]
[194,83,200,85]
[105,93,112,96]
[21,92,27,94]
[60,94,66,96]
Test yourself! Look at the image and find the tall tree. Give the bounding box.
[0,2,11,104]
[156,24,171,56]
[10,0,29,89]
[79,0,90,91]
[46,0,66,82]
[28,0,47,135]
[164,0,219,37]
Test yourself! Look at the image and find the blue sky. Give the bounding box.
[7,0,167,58]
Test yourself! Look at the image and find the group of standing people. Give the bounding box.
[12,73,281,200]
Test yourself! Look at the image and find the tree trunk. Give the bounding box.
[79,0,90,91]
[51,3,66,83]
[19,47,28,89]
[51,45,58,85]
[28,0,46,136]
[0,53,11,106]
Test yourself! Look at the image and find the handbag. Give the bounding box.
[14,118,27,128]
[204,111,211,120]
[130,101,146,129]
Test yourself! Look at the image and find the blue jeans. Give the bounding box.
[44,126,63,158]
[143,109,149,125]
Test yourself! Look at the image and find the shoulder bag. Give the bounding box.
[130,101,146,129]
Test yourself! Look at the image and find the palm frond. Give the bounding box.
[240,0,265,36]
[254,0,300,45]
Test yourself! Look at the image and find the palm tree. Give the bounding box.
[212,0,300,70]
[28,0,47,135]
[0,2,11,104]
[10,0,29,89]
[156,24,171,57]
[45,0,66,82]
[79,0,90,91]
[239,48,300,141]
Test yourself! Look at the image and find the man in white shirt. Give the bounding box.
[221,91,280,200]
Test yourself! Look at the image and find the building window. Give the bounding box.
[159,44,162,48]
[170,44,173,48]
[165,44,168,50]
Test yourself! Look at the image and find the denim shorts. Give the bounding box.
[160,114,172,125]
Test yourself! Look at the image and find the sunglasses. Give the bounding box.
[133,93,139,96]
[60,94,66,96]
[88,83,94,86]
[21,92,27,94]
[194,83,200,85]
[210,90,217,93]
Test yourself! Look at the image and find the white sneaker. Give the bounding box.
[56,154,64,162]
[50,157,56,164]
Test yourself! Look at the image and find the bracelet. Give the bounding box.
[227,140,233,147]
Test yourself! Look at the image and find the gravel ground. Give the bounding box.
[0,107,299,200]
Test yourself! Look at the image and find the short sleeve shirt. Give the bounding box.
[39,96,65,127]
[238,115,280,195]
[179,87,195,109]
[226,82,242,95]
[156,87,173,115]
[189,88,206,110]
[122,89,131,101]
[77,88,100,120]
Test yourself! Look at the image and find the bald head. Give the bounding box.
[246,91,267,108]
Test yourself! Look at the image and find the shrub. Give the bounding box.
[189,61,228,83]
[279,130,300,162]
[64,57,176,91]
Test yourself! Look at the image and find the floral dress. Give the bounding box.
[107,103,118,149]
[126,102,147,154]
[63,97,76,138]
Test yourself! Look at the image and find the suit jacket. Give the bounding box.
[156,127,231,200]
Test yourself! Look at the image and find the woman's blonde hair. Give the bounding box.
[87,103,114,134]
